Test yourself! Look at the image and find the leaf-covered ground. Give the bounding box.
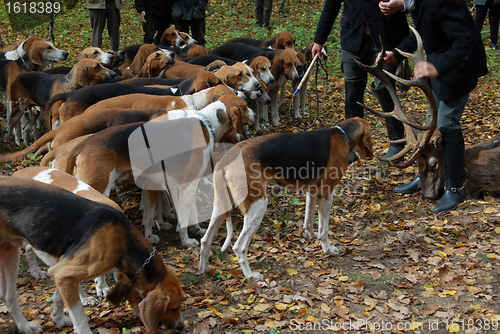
[1,1,500,333]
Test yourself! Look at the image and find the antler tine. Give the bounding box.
[355,28,438,167]
[354,39,420,136]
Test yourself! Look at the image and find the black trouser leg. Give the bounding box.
[370,82,405,159]
[344,79,366,119]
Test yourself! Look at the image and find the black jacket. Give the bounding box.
[135,0,172,16]
[314,0,410,53]
[172,0,208,21]
[393,0,488,101]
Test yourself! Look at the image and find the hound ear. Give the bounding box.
[31,47,44,65]
[107,274,133,306]
[363,133,374,158]
[229,106,242,134]
[276,37,284,50]
[145,60,153,77]
[139,286,170,334]
[107,273,143,318]
[78,66,89,87]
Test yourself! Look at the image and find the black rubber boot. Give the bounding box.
[345,79,366,119]
[394,175,421,194]
[370,82,405,159]
[433,128,466,213]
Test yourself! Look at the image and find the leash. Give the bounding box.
[130,246,156,283]
[288,53,328,130]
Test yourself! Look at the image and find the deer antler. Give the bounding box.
[355,26,437,168]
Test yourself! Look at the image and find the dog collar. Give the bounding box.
[213,73,241,96]
[197,113,216,140]
[130,247,156,283]
[334,125,350,147]
[65,76,75,90]
[19,55,34,71]
[126,66,137,75]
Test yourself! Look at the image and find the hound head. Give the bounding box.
[70,58,116,87]
[231,62,262,93]
[218,94,255,135]
[275,30,296,50]
[80,47,115,65]
[30,39,68,67]
[250,56,274,85]
[140,51,176,77]
[275,49,303,82]
[179,31,197,45]
[107,266,184,334]
[159,28,184,47]
[338,117,374,160]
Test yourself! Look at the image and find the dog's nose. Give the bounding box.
[256,81,262,90]
[62,51,69,59]
[269,77,275,83]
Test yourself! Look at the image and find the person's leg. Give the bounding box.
[154,15,171,45]
[255,0,263,26]
[189,19,206,46]
[89,9,106,48]
[142,14,156,44]
[489,3,500,47]
[371,59,405,159]
[340,36,372,164]
[475,4,488,31]
[106,1,120,51]
[174,20,191,37]
[262,0,272,28]
[432,93,470,213]
[340,38,373,120]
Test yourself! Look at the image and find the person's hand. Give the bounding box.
[379,0,404,15]
[376,50,397,64]
[415,61,439,78]
[140,11,147,23]
[311,42,324,59]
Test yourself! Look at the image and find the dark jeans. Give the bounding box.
[475,0,500,45]
[174,19,206,46]
[340,33,398,119]
[89,1,121,51]
[143,14,171,45]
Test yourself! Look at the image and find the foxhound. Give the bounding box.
[0,176,184,334]
[6,58,116,146]
[199,117,373,280]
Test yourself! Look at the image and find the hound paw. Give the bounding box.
[302,111,310,116]
[53,314,72,328]
[247,272,265,282]
[80,296,99,306]
[146,233,160,244]
[198,262,213,273]
[29,268,49,280]
[19,322,42,334]
[160,222,173,231]
[181,238,200,248]
[95,278,110,298]
[303,230,317,240]
[324,245,340,256]
[190,226,206,237]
